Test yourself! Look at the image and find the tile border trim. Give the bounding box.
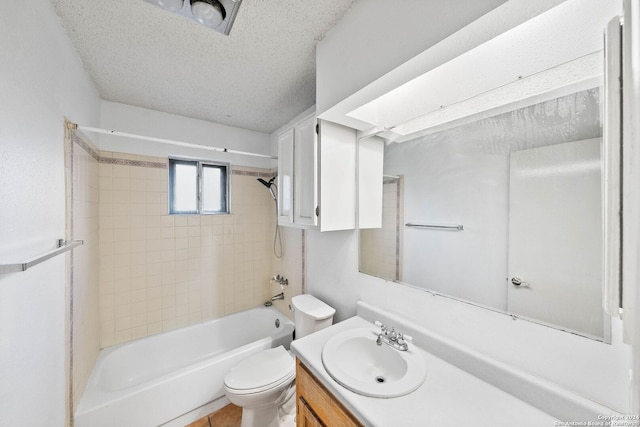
[99,157,167,169]
[71,131,100,162]
[96,154,274,177]
[232,169,275,178]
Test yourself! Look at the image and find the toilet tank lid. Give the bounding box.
[291,294,336,320]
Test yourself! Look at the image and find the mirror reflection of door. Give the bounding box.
[507,139,604,338]
[359,88,610,341]
[359,175,403,282]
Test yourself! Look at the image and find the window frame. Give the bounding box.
[168,157,230,215]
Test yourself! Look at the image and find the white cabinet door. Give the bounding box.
[358,136,384,229]
[277,128,294,225]
[277,116,356,231]
[317,120,357,232]
[294,115,317,226]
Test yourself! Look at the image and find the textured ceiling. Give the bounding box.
[50,0,357,133]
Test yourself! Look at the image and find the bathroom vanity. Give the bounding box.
[296,359,361,427]
[291,302,621,426]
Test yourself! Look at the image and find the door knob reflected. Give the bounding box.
[511,277,531,287]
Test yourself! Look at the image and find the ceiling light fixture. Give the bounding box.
[142,0,242,35]
[147,0,183,12]
[191,0,226,28]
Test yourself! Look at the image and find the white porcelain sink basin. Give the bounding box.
[321,328,427,398]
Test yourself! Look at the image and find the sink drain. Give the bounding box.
[375,376,386,384]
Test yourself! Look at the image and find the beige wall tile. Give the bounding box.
[101,320,115,347]
[69,138,102,409]
[95,156,288,346]
[115,329,132,344]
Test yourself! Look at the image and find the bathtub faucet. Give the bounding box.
[270,292,285,302]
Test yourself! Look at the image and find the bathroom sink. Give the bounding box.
[321,328,427,398]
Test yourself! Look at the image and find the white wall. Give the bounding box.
[316,0,509,115]
[0,1,101,425]
[387,137,509,310]
[98,101,274,169]
[306,229,360,323]
[270,227,305,321]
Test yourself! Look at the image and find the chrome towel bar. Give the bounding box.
[0,239,84,274]
[405,223,464,231]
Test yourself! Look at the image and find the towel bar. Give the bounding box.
[0,239,84,274]
[405,223,464,231]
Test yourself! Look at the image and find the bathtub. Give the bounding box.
[75,306,294,427]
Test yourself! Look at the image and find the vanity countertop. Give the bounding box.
[291,315,559,427]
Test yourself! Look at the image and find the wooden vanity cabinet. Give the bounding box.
[296,358,362,427]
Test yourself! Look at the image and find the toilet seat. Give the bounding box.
[224,346,295,395]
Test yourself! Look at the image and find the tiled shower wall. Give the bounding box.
[66,130,101,411]
[99,152,276,347]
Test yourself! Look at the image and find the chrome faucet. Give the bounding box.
[270,292,285,301]
[374,321,413,351]
[271,275,289,287]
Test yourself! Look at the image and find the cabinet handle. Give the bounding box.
[315,206,320,217]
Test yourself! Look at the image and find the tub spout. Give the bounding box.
[270,292,285,302]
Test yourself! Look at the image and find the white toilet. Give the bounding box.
[223,294,335,427]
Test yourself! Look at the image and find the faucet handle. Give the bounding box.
[374,320,387,332]
[397,333,413,343]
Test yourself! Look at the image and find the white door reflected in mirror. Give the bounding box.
[359,88,612,342]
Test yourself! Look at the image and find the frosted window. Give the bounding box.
[202,164,227,213]
[170,160,198,214]
[169,159,229,215]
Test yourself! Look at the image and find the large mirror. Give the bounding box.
[359,86,611,341]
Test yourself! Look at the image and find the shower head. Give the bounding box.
[257,178,272,188]
[257,176,277,200]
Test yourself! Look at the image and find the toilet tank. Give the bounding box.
[291,294,336,339]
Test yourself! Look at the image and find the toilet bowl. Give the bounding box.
[223,294,335,427]
[223,346,296,427]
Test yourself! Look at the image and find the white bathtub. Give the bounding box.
[75,306,294,427]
